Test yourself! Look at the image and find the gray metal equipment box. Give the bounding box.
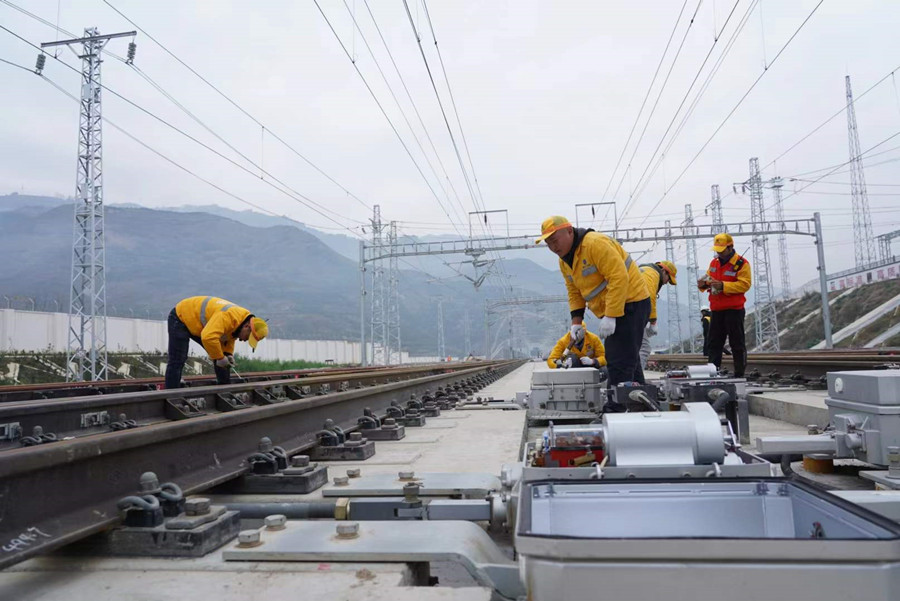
[530,366,605,412]
[826,370,900,465]
[516,478,900,601]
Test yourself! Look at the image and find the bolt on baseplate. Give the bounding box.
[336,522,360,539]
[238,529,262,547]
[264,514,287,531]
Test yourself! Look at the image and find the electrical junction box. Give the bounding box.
[826,370,900,466]
[530,366,605,412]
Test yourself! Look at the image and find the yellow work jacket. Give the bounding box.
[547,331,607,368]
[560,232,650,318]
[640,265,664,321]
[175,296,251,360]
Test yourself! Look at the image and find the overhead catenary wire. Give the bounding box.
[98,0,373,212]
[599,0,691,205]
[312,0,468,239]
[2,55,459,290]
[608,0,705,207]
[620,0,746,219]
[630,0,825,228]
[339,0,467,224]
[0,23,367,230]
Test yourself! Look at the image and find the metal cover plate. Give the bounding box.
[828,371,900,406]
[321,472,501,497]
[222,520,520,599]
[531,366,600,386]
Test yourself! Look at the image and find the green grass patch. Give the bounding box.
[233,357,333,372]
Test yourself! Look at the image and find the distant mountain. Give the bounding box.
[0,195,569,355]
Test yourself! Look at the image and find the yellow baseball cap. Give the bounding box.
[535,216,572,244]
[248,317,268,351]
[657,260,677,285]
[712,233,734,252]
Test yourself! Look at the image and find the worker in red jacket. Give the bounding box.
[698,233,752,377]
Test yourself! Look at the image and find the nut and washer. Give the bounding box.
[264,514,287,531]
[238,530,262,547]
[184,497,211,516]
[336,522,360,539]
[291,455,311,468]
[334,476,350,486]
[347,468,361,478]
[403,482,420,501]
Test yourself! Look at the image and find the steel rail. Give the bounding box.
[0,360,521,570]
[0,362,502,450]
[650,352,900,379]
[0,363,408,403]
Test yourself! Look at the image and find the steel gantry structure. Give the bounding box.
[483,295,568,359]
[41,28,136,382]
[359,214,834,364]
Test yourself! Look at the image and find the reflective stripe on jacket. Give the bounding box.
[546,331,606,368]
[560,232,650,318]
[175,296,251,360]
[705,254,752,311]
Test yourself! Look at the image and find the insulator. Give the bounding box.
[34,53,46,74]
[126,42,137,64]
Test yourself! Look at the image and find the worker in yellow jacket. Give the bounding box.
[165,296,268,389]
[536,216,650,394]
[546,328,607,369]
[638,261,677,369]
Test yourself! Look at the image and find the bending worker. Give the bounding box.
[638,260,678,369]
[698,233,751,377]
[547,325,607,369]
[536,215,650,387]
[165,296,268,389]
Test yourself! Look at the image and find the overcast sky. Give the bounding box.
[2,0,900,288]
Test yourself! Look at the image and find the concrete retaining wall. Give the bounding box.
[0,309,438,364]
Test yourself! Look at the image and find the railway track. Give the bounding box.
[650,349,900,380]
[0,364,401,403]
[0,359,522,570]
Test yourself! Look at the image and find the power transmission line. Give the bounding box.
[313,0,468,239]
[599,0,690,204]
[0,23,367,230]
[99,0,373,211]
[630,0,825,227]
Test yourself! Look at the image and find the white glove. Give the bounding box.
[554,359,563,368]
[597,316,616,338]
[226,354,236,366]
[563,356,574,369]
[580,356,595,367]
[215,357,231,368]
[646,322,658,337]
[569,323,585,344]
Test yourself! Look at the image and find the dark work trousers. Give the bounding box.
[165,308,231,389]
[707,308,747,377]
[604,297,651,387]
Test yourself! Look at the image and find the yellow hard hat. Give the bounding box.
[248,316,268,351]
[535,216,572,244]
[657,260,677,285]
[712,233,734,252]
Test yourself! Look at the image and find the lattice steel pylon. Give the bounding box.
[683,205,701,352]
[769,177,791,298]
[386,221,402,364]
[708,184,726,232]
[436,298,446,359]
[748,158,780,350]
[42,28,135,381]
[664,220,684,352]
[370,205,388,365]
[846,75,877,268]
